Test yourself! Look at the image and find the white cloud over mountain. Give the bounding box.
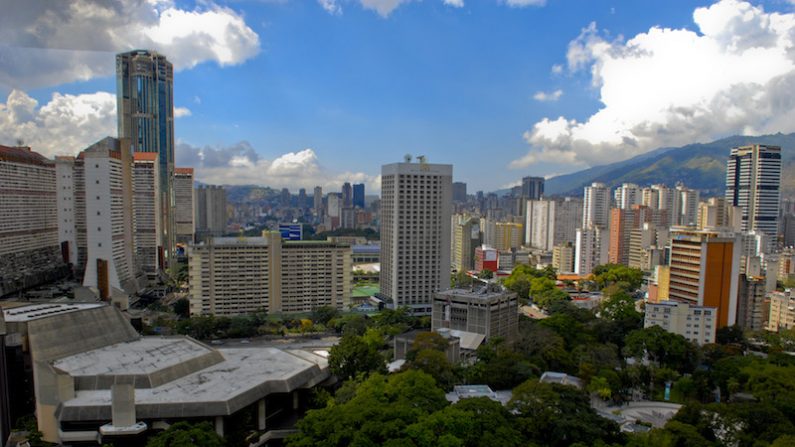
[512,0,795,169]
[0,0,260,90]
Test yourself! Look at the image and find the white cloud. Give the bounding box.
[533,89,563,102]
[503,0,546,7]
[358,0,413,17]
[0,0,260,89]
[174,107,191,118]
[444,0,465,7]
[551,64,563,74]
[0,89,116,157]
[318,0,342,15]
[176,142,380,191]
[512,0,795,169]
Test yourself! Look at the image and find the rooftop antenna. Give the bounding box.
[417,155,427,164]
[404,154,412,163]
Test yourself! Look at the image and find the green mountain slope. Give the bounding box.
[544,133,795,197]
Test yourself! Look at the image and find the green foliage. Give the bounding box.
[509,379,624,447]
[624,325,698,372]
[715,325,745,346]
[593,264,644,291]
[503,264,558,303]
[172,298,190,318]
[288,371,448,447]
[453,270,474,288]
[477,269,494,279]
[468,337,539,389]
[311,306,340,326]
[13,415,49,447]
[146,421,225,447]
[328,334,386,381]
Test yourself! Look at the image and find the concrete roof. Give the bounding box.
[52,337,224,389]
[2,303,104,323]
[58,347,329,421]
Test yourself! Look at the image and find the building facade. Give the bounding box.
[195,185,227,241]
[644,301,717,345]
[0,146,65,297]
[432,287,518,341]
[767,289,795,332]
[526,198,582,251]
[726,145,782,246]
[117,50,176,267]
[575,225,608,275]
[132,152,161,281]
[379,160,452,315]
[174,168,195,245]
[583,182,611,229]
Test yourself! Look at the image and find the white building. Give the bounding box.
[676,184,700,227]
[174,167,195,245]
[645,301,717,345]
[614,183,641,210]
[54,156,78,267]
[575,225,608,275]
[133,152,161,281]
[380,159,452,315]
[526,198,582,251]
[81,137,137,296]
[726,145,782,247]
[583,182,610,229]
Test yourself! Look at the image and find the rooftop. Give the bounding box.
[2,303,104,323]
[59,347,329,421]
[435,286,515,301]
[0,145,51,166]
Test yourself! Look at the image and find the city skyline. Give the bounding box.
[4,0,795,192]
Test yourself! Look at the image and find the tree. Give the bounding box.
[715,325,745,346]
[509,379,624,447]
[478,269,494,279]
[328,334,386,380]
[172,298,190,318]
[599,290,641,323]
[453,270,474,288]
[146,421,225,447]
[288,371,448,447]
[311,305,340,326]
[624,325,698,373]
[468,337,539,389]
[592,264,643,291]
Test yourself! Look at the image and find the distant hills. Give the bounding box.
[542,133,795,198]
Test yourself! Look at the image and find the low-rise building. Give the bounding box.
[767,289,795,332]
[432,286,518,341]
[644,301,717,345]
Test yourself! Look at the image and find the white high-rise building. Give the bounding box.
[526,198,582,251]
[133,152,161,281]
[174,168,194,245]
[380,159,452,315]
[676,184,700,227]
[726,145,782,248]
[575,225,608,275]
[583,182,610,229]
[54,156,78,267]
[614,183,641,210]
[81,137,137,296]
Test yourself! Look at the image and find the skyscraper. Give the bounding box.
[726,144,782,246]
[583,182,610,228]
[313,186,323,216]
[174,168,195,245]
[342,182,353,208]
[452,182,467,203]
[521,176,544,200]
[195,185,227,241]
[116,50,175,268]
[353,183,365,208]
[614,183,641,210]
[380,159,452,315]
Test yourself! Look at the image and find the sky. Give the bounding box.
[2,0,795,193]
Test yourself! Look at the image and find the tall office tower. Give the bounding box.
[313,186,323,215]
[783,214,795,247]
[54,156,79,267]
[353,183,365,208]
[195,185,227,240]
[575,225,608,275]
[81,137,137,297]
[452,182,467,203]
[668,228,741,328]
[133,153,161,281]
[342,182,353,207]
[0,146,65,297]
[452,216,481,272]
[676,184,700,227]
[641,185,676,228]
[552,242,575,273]
[116,50,175,269]
[341,207,356,229]
[526,198,582,251]
[608,205,651,265]
[522,176,544,200]
[736,274,767,331]
[490,222,523,251]
[326,193,342,222]
[298,188,307,208]
[614,183,641,210]
[583,182,611,228]
[726,145,782,247]
[698,197,726,230]
[174,168,194,245]
[380,159,452,315]
[280,188,291,206]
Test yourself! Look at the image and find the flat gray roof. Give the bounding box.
[59,347,329,421]
[3,303,104,323]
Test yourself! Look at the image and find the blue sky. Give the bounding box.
[2,0,795,192]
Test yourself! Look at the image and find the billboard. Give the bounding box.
[279,223,303,241]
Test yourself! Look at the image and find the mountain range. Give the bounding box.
[541,133,795,198]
